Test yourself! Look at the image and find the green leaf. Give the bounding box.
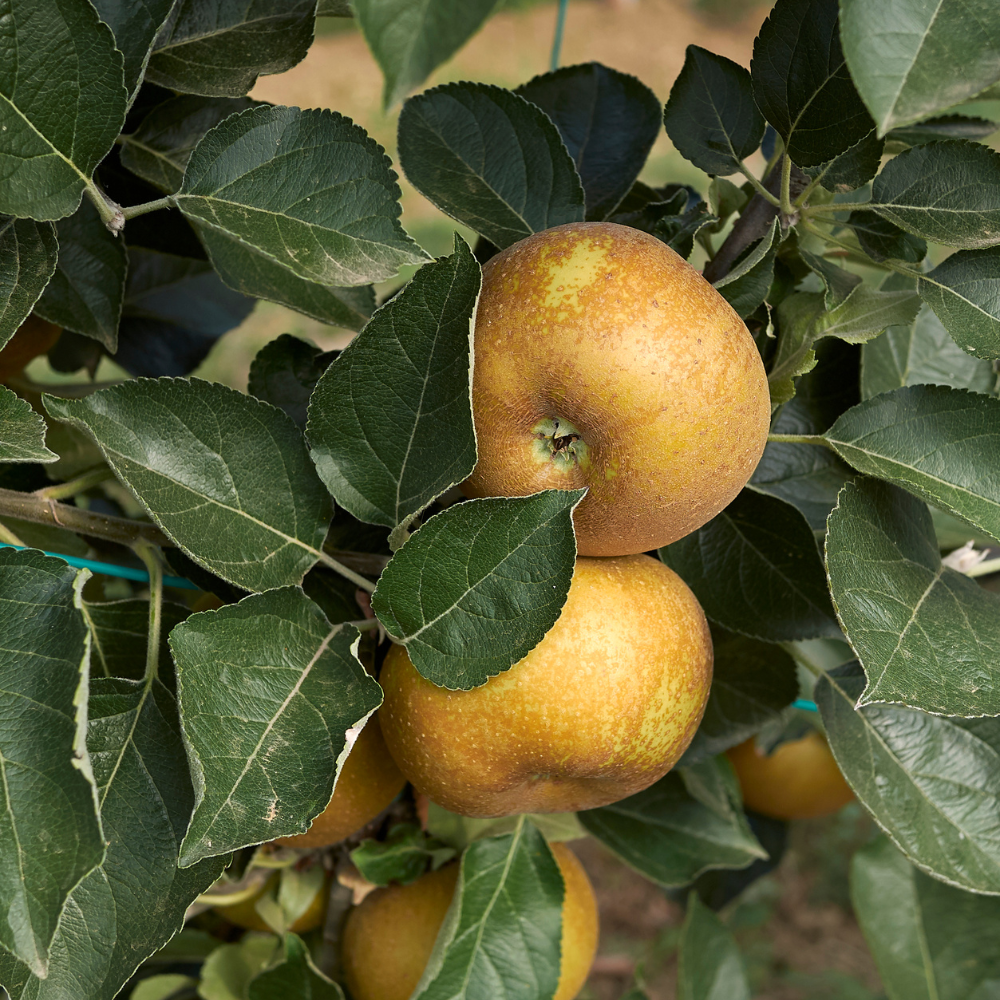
[170,588,382,866]
[425,804,585,853]
[578,757,766,887]
[861,305,997,399]
[410,818,563,1000]
[871,140,1000,249]
[176,105,428,287]
[351,823,456,886]
[516,63,663,221]
[919,248,1000,360]
[677,893,750,1000]
[826,478,1000,717]
[659,490,841,642]
[799,249,862,309]
[681,628,799,764]
[807,128,885,192]
[817,661,1000,895]
[83,598,190,682]
[397,82,586,250]
[249,334,339,431]
[354,0,501,109]
[34,198,128,351]
[0,0,127,221]
[198,934,279,1000]
[120,95,258,193]
[653,202,719,261]
[0,386,57,463]
[887,114,1000,146]
[43,378,334,593]
[713,219,779,317]
[852,836,1000,1000]
[130,975,200,1000]
[0,548,103,976]
[308,236,480,542]
[663,46,765,178]
[750,0,873,167]
[91,0,175,103]
[0,217,58,349]
[146,0,316,98]
[848,210,927,264]
[371,490,582,690]
[824,385,1000,545]
[248,933,343,1000]
[840,0,1000,135]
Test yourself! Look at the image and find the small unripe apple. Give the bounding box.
[379,554,712,817]
[460,221,770,557]
[341,842,599,1000]
[273,714,406,849]
[727,730,854,820]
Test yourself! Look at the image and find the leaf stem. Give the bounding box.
[121,196,176,221]
[550,0,569,72]
[317,550,377,594]
[804,200,874,217]
[767,433,834,449]
[348,618,381,632]
[132,540,164,684]
[737,163,782,208]
[800,219,926,282]
[793,172,825,208]
[0,520,27,546]
[84,182,125,235]
[34,467,113,501]
[779,154,793,216]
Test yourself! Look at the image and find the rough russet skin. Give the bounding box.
[379,554,713,817]
[341,843,599,1000]
[460,221,770,557]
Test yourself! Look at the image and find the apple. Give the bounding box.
[341,842,599,1000]
[0,315,62,381]
[378,553,712,817]
[211,869,330,934]
[727,730,854,820]
[460,221,770,557]
[273,714,406,849]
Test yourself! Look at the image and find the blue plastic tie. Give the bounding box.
[0,543,199,589]
[792,698,819,713]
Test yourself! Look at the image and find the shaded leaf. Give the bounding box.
[806,128,885,192]
[249,334,338,430]
[799,250,861,309]
[887,114,999,146]
[351,823,456,887]
[0,387,57,463]
[90,0,175,103]
[248,933,343,1000]
[83,598,190,682]
[0,217,59,349]
[713,220,779,317]
[919,247,1000,360]
[848,210,927,264]
[397,82,586,250]
[677,893,750,1000]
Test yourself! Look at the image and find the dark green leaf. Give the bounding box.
[817,661,1000,895]
[318,0,353,13]
[659,490,841,642]
[826,478,1000,716]
[848,210,927,264]
[750,0,873,167]
[713,220,779,317]
[147,0,316,98]
[120,95,258,193]
[888,114,1000,147]
[372,490,582,689]
[517,62,662,220]
[248,933,343,1000]
[35,199,128,351]
[397,82,586,250]
[83,598,190,682]
[44,379,334,593]
[681,628,799,765]
[852,836,1000,1000]
[177,105,428,287]
[824,385,1000,545]
[840,0,1000,134]
[350,823,456,886]
[663,46,765,177]
[653,202,718,260]
[410,819,563,1000]
[677,893,750,1000]
[249,334,338,430]
[578,757,766,887]
[861,305,997,398]
[91,0,175,102]
[308,236,480,542]
[355,0,501,109]
[919,247,1000,360]
[871,141,1000,249]
[170,588,382,866]
[0,548,103,976]
[806,128,885,192]
[0,387,57,463]
[799,250,862,309]
[0,217,58,348]
[0,0,127,220]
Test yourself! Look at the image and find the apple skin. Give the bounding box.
[341,842,599,1000]
[727,730,854,820]
[460,221,770,557]
[0,316,61,381]
[273,714,406,849]
[379,554,712,817]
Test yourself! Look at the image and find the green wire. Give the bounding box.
[0,543,198,589]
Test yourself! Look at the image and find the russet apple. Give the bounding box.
[341,842,599,1000]
[0,315,61,381]
[378,553,712,817]
[460,221,770,557]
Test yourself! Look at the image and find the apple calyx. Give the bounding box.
[531,416,591,473]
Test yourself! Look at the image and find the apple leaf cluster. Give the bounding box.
[1,0,1000,997]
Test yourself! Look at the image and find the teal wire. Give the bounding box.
[792,698,819,713]
[550,0,569,71]
[0,543,199,590]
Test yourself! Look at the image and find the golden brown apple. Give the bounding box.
[341,842,599,1000]
[727,730,854,820]
[460,221,770,557]
[273,714,406,849]
[379,554,712,817]
[0,316,61,381]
